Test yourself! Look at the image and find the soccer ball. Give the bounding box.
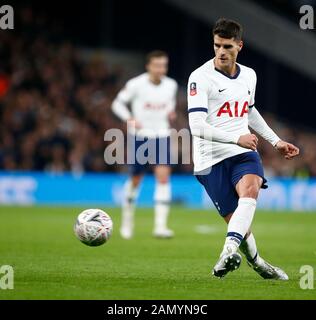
[74,209,113,246]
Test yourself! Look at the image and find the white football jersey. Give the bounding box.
[116,73,178,137]
[188,58,257,172]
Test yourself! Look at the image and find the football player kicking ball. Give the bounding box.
[112,50,178,239]
[188,18,299,279]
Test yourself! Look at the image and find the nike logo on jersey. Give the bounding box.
[218,88,227,92]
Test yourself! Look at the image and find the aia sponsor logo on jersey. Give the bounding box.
[190,82,197,96]
[217,101,249,117]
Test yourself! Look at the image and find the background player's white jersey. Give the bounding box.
[188,58,257,172]
[113,73,178,138]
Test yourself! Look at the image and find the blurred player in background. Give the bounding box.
[112,50,178,239]
[188,18,299,279]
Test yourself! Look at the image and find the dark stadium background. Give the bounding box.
[8,0,316,116]
[12,0,315,120]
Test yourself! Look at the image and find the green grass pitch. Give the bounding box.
[0,206,315,300]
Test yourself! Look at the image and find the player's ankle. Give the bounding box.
[221,243,238,257]
[247,254,264,267]
[252,255,265,266]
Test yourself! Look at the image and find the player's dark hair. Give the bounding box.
[146,50,168,64]
[213,18,243,40]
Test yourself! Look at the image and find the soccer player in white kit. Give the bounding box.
[188,18,299,279]
[112,51,178,239]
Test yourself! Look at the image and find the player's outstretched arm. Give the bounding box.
[248,107,299,159]
[248,107,280,146]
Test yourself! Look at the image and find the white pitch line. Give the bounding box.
[194,225,220,234]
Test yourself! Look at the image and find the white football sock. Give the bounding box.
[239,232,259,263]
[222,197,257,255]
[154,183,171,231]
[121,179,139,231]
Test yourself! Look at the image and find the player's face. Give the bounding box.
[213,35,243,70]
[146,56,168,81]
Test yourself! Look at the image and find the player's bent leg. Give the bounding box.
[120,174,143,240]
[240,231,289,280]
[247,257,289,280]
[195,161,243,278]
[222,174,261,251]
[235,175,288,280]
[153,165,174,239]
[223,219,289,281]
[213,175,261,278]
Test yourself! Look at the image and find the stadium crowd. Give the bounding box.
[0,7,315,177]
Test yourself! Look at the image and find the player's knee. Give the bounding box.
[223,213,233,224]
[239,184,259,199]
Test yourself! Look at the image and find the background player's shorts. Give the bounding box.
[196,151,267,217]
[128,135,171,176]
